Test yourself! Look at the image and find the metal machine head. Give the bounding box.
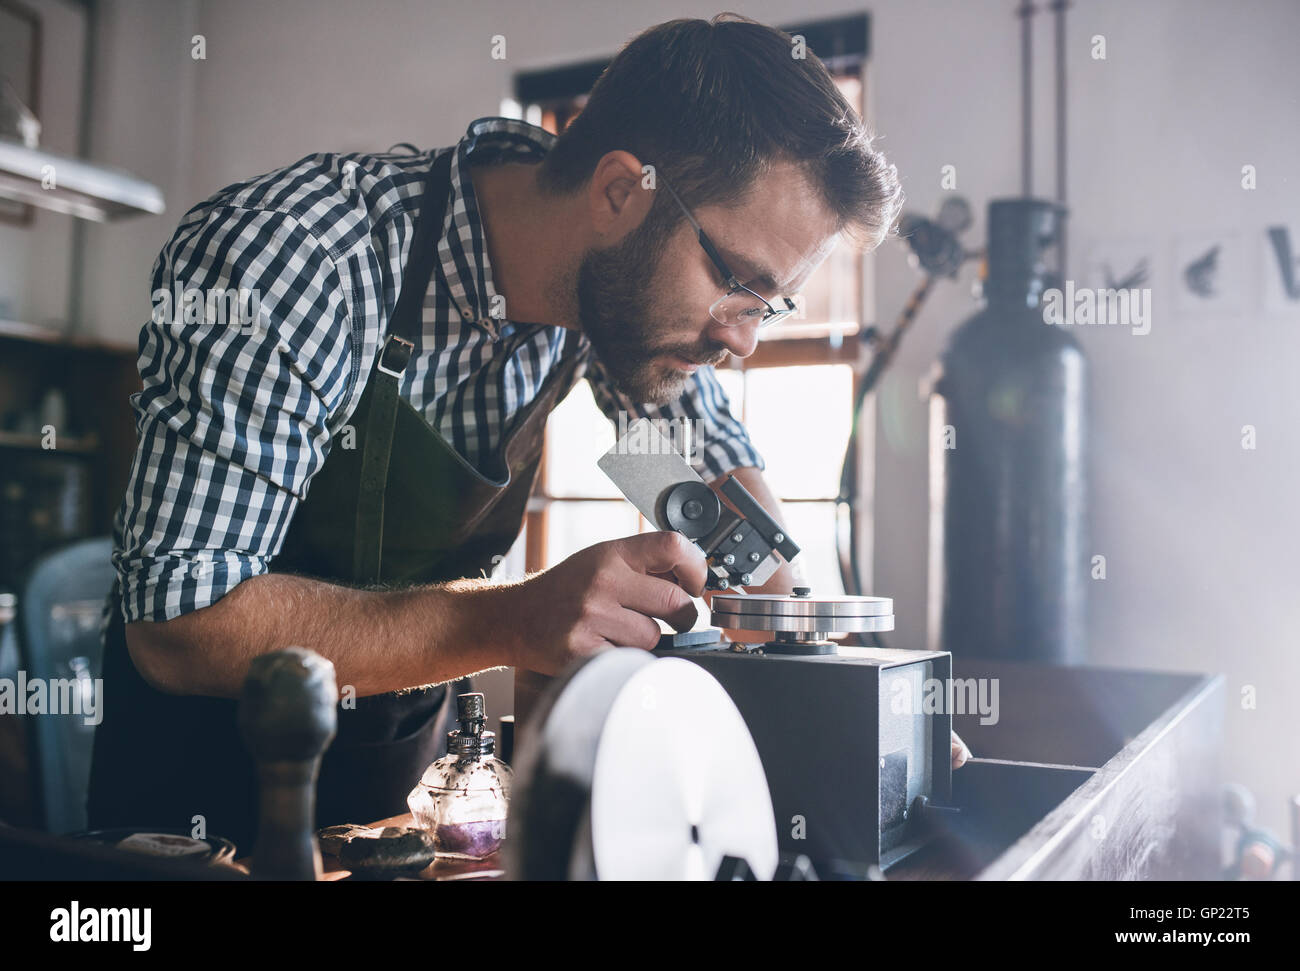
[598,417,800,590]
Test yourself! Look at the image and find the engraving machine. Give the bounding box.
[596,418,953,870]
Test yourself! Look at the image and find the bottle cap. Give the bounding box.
[447,691,495,758]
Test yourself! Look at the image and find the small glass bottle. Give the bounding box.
[407,692,512,859]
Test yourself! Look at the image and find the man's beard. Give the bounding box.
[576,215,728,404]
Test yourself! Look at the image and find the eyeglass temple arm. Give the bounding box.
[655,171,742,289]
[696,232,741,289]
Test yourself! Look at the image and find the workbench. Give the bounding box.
[322,658,1224,881]
[0,658,1223,881]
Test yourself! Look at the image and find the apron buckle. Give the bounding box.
[377,333,415,377]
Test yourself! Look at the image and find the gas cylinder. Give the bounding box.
[930,198,1087,663]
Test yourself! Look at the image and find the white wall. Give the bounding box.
[78,0,200,343]
[0,0,197,337]
[68,0,1300,838]
[0,0,86,326]
[865,0,1300,843]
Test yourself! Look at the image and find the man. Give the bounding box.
[89,15,922,847]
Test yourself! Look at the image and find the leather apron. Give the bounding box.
[88,149,587,850]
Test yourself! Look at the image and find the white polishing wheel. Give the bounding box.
[589,656,778,880]
[509,648,778,881]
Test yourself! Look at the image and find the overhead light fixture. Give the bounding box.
[0,139,164,222]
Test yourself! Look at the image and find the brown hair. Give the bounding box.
[538,13,903,250]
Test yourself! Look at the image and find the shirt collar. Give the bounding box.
[434,117,556,341]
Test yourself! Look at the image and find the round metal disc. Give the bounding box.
[710,610,896,634]
[507,649,777,881]
[712,593,894,635]
[711,593,895,619]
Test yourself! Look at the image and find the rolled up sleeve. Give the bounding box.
[585,352,764,481]
[114,206,353,623]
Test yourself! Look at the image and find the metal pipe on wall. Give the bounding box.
[1052,0,1070,278]
[1017,0,1036,197]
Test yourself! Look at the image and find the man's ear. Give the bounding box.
[587,150,653,240]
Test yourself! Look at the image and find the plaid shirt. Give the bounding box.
[112,117,763,624]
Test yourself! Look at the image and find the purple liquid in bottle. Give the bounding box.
[434,818,507,859]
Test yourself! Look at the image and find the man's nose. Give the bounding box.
[707,318,760,359]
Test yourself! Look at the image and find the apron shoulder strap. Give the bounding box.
[378,148,456,374]
[354,148,456,582]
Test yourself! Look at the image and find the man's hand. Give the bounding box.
[951,731,972,769]
[502,532,707,676]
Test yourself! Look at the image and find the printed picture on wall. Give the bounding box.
[1174,231,1245,315]
[1084,237,1155,294]
[1262,224,1300,314]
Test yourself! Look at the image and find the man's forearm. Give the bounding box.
[124,572,518,699]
